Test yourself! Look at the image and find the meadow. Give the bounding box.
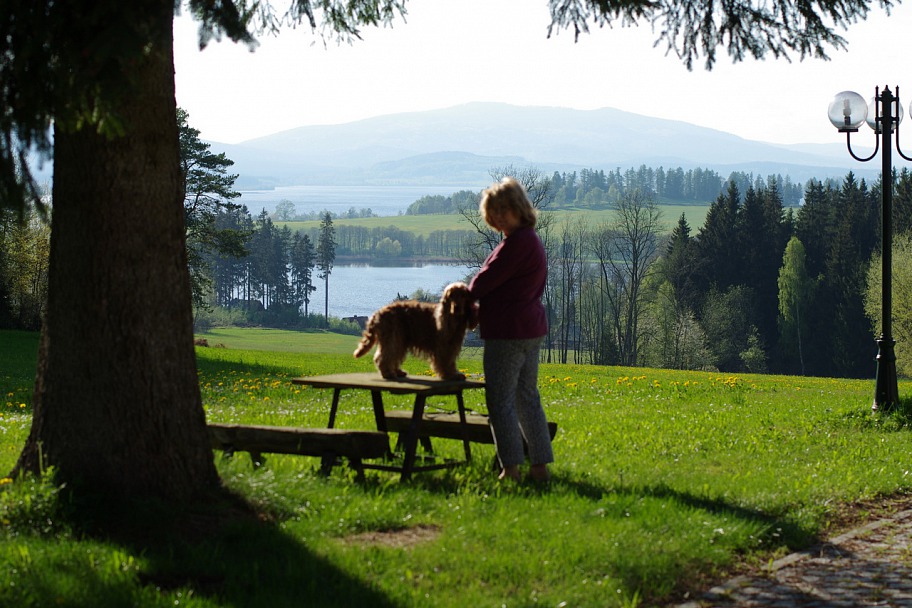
[2,328,912,607]
[280,204,712,238]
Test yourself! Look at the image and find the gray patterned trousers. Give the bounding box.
[483,336,554,467]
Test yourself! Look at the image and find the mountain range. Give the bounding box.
[209,102,893,191]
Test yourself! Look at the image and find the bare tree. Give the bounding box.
[550,217,586,364]
[590,189,662,366]
[458,164,554,269]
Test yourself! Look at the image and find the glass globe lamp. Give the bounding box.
[827,91,867,131]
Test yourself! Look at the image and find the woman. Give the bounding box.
[469,177,553,482]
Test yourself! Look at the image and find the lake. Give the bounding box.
[310,263,474,319]
[238,184,485,218]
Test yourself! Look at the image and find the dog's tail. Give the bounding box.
[353,324,376,358]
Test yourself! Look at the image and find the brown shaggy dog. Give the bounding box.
[353,282,478,380]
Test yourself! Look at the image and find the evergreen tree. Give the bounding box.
[694,181,741,299]
[795,178,834,280]
[209,206,254,307]
[662,213,699,314]
[179,108,247,309]
[654,167,666,199]
[291,232,318,318]
[815,174,879,377]
[736,183,788,360]
[317,212,336,324]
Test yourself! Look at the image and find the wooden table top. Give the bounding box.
[291,372,485,395]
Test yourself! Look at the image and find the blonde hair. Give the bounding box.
[479,177,537,231]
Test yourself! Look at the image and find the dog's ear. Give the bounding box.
[451,292,466,318]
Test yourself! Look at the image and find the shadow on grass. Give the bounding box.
[403,465,819,551]
[68,488,396,608]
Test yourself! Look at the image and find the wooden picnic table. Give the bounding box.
[291,372,486,480]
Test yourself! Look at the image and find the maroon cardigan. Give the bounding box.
[468,226,547,340]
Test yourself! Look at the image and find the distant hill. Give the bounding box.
[208,102,890,190]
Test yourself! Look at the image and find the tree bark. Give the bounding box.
[12,2,221,501]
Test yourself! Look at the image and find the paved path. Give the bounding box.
[678,505,912,607]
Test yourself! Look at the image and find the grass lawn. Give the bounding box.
[194,327,361,355]
[280,204,712,237]
[2,328,912,607]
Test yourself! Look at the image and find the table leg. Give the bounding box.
[400,394,427,481]
[370,390,387,432]
[327,388,342,428]
[456,391,472,461]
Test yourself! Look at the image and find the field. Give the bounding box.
[281,204,713,237]
[195,327,362,355]
[2,328,912,607]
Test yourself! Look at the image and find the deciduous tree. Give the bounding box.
[867,233,912,377]
[778,236,814,375]
[590,189,662,366]
[458,164,554,269]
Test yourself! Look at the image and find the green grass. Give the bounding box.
[194,327,361,355]
[3,329,912,607]
[280,204,712,238]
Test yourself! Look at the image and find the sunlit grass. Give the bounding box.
[2,330,912,607]
[280,204,712,238]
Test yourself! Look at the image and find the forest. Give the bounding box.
[7,110,912,379]
[404,166,806,215]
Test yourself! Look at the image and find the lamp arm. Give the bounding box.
[895,128,912,161]
[847,131,879,163]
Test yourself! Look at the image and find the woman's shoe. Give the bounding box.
[528,464,550,483]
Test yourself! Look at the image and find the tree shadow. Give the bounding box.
[386,466,823,605]
[67,487,396,608]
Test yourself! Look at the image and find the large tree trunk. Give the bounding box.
[12,2,221,501]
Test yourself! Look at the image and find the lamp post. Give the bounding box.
[828,86,910,412]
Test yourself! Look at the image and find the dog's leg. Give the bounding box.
[432,353,465,381]
[375,343,407,379]
[374,346,395,379]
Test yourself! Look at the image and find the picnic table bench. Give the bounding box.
[292,372,486,480]
[382,410,558,465]
[209,372,557,481]
[207,423,388,480]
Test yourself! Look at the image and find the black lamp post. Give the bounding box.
[828,86,910,412]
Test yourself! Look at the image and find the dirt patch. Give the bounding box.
[341,524,441,549]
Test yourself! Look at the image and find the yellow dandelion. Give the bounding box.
[0,478,12,486]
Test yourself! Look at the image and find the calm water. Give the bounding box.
[310,263,473,319]
[238,184,483,217]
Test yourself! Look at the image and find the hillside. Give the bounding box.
[208,102,887,189]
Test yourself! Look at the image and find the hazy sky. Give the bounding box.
[173,1,912,147]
